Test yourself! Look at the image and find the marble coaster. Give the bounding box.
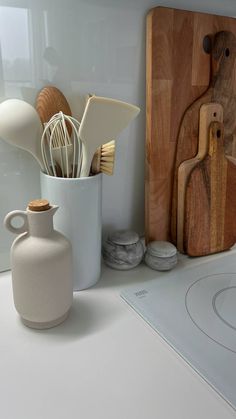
[145,241,178,271]
[102,230,144,270]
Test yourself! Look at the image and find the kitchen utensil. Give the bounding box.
[44,114,73,177]
[86,93,117,176]
[171,30,236,244]
[184,121,236,256]
[4,199,73,329]
[41,112,82,178]
[146,7,236,244]
[177,103,223,252]
[79,96,140,177]
[91,140,115,175]
[36,86,72,135]
[36,86,81,177]
[0,99,44,169]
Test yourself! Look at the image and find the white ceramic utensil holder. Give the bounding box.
[40,172,102,291]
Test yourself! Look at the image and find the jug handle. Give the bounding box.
[4,210,28,234]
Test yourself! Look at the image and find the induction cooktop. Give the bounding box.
[121,251,236,410]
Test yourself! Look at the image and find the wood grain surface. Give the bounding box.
[146,7,236,244]
[36,86,72,134]
[171,30,236,244]
[177,103,223,252]
[184,121,236,256]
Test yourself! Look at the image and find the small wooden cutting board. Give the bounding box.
[177,103,223,252]
[184,121,236,256]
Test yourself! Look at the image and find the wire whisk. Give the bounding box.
[41,112,83,178]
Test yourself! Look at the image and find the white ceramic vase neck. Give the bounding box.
[4,205,58,238]
[27,206,58,237]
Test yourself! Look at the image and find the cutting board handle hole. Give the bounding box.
[213,112,217,117]
[225,48,230,56]
[217,129,221,138]
[203,35,212,54]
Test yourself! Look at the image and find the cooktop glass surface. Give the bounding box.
[121,251,236,410]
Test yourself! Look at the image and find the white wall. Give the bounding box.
[1,0,236,269]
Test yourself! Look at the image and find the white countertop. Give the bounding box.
[0,255,236,419]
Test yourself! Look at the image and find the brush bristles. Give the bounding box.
[91,140,115,175]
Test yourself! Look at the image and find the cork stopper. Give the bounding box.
[28,199,50,212]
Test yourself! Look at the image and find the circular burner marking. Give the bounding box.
[185,273,236,353]
[213,286,236,331]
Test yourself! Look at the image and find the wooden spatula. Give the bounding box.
[177,103,223,253]
[184,121,236,256]
[171,30,236,244]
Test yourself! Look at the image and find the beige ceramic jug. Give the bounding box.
[4,199,73,329]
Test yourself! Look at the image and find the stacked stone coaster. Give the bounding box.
[102,230,144,270]
[145,241,177,271]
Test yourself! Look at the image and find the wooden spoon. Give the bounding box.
[36,86,72,133]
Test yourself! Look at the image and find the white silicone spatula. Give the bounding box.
[78,96,140,177]
[0,99,44,170]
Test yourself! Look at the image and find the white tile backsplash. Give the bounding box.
[1,0,236,270]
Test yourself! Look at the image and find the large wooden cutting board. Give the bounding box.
[146,6,236,243]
